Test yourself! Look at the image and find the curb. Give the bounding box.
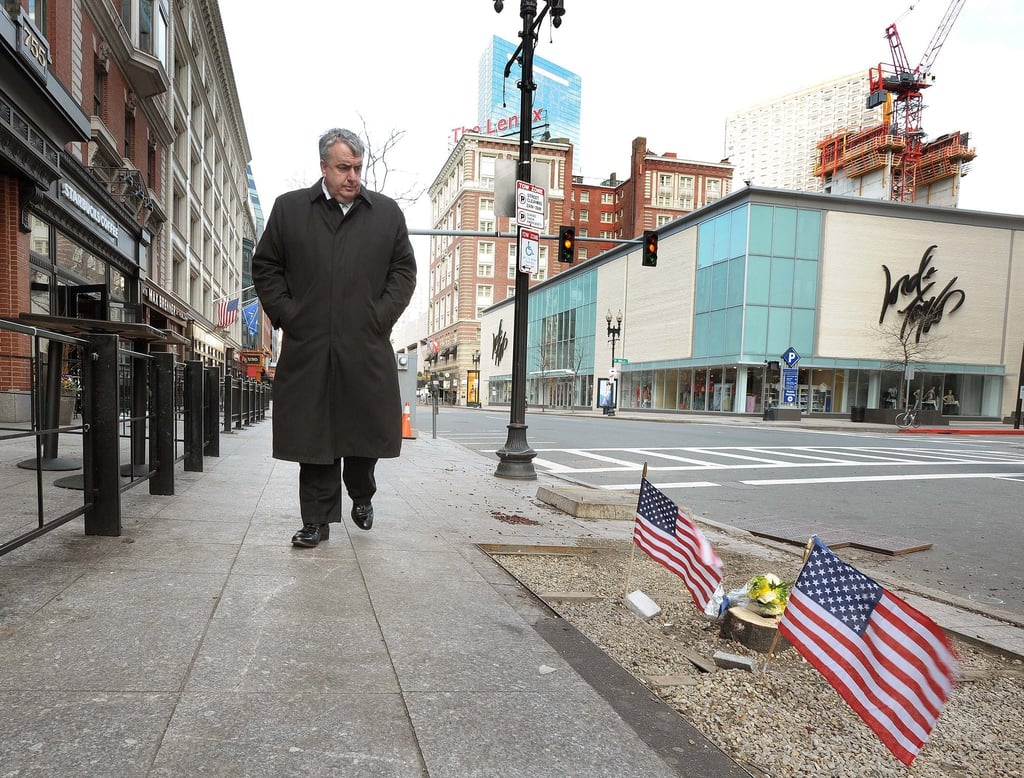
[898,428,1024,435]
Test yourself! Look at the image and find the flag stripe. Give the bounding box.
[777,537,958,766]
[633,520,720,605]
[217,297,239,328]
[780,595,925,762]
[632,478,722,611]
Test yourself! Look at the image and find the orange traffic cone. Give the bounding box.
[401,401,415,439]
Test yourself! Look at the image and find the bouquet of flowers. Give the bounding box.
[744,573,791,617]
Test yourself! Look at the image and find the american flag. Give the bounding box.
[633,477,723,611]
[777,537,959,766]
[216,297,239,328]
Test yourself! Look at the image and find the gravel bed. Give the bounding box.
[494,531,1024,778]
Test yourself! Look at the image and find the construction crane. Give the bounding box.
[867,0,967,202]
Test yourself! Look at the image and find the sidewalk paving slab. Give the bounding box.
[3,408,1022,776]
[0,415,743,777]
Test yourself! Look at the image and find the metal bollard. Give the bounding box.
[150,352,175,495]
[184,360,204,472]
[204,364,220,457]
[83,334,121,536]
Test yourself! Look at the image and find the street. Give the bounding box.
[429,406,1024,617]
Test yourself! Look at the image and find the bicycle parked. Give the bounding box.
[895,406,921,429]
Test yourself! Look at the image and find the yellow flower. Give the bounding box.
[745,574,791,616]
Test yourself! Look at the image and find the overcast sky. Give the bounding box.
[218,0,1020,327]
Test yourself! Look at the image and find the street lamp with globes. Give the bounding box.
[605,309,622,415]
[491,0,566,480]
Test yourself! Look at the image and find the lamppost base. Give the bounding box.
[494,423,537,480]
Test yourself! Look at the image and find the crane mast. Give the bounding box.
[867,0,966,202]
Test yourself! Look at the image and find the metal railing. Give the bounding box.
[0,321,267,556]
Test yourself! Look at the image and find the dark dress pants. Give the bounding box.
[298,457,377,524]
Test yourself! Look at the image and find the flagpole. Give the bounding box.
[211,284,256,305]
[622,463,648,596]
[762,536,815,676]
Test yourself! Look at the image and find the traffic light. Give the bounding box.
[642,230,658,267]
[557,225,575,263]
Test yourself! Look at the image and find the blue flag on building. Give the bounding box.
[242,300,259,336]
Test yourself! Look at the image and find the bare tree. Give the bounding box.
[872,309,946,409]
[534,346,553,412]
[568,341,587,414]
[357,114,427,210]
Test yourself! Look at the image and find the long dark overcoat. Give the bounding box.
[252,181,416,464]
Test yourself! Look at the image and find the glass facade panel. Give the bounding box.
[791,308,815,354]
[793,259,818,308]
[769,257,794,306]
[708,309,726,356]
[724,307,743,354]
[697,221,715,267]
[710,261,728,309]
[796,209,822,259]
[695,267,712,311]
[743,306,768,354]
[749,204,773,255]
[772,207,797,257]
[746,255,770,304]
[766,307,791,355]
[693,313,710,357]
[729,204,748,258]
[713,216,731,262]
[727,257,745,307]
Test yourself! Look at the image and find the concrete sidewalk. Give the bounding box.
[0,414,747,777]
[1,410,1021,776]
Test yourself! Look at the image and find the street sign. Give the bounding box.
[609,366,618,379]
[613,358,629,364]
[516,180,545,212]
[518,228,539,274]
[516,180,545,229]
[781,346,801,368]
[782,368,799,404]
[516,207,545,230]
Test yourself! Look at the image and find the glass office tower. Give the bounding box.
[477,36,582,170]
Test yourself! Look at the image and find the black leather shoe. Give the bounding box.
[291,523,328,547]
[351,503,374,531]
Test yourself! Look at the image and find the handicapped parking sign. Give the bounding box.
[781,347,800,368]
[518,228,539,274]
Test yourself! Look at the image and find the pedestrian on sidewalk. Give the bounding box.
[252,128,417,547]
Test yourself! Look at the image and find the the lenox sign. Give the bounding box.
[60,182,119,240]
[450,108,545,144]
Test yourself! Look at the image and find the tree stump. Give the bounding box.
[720,606,791,654]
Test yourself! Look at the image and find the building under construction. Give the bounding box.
[815,125,975,206]
[815,0,975,207]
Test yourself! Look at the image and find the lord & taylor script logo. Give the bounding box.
[879,244,965,342]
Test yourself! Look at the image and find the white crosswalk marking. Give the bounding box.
[463,444,1024,490]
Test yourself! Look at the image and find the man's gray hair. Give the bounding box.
[319,128,364,161]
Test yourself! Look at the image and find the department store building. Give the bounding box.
[479,187,1024,421]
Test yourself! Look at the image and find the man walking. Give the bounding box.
[253,128,416,547]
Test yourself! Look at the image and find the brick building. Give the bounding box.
[1,0,255,420]
[423,133,732,406]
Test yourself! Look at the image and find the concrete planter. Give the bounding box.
[60,393,76,425]
[0,391,32,423]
